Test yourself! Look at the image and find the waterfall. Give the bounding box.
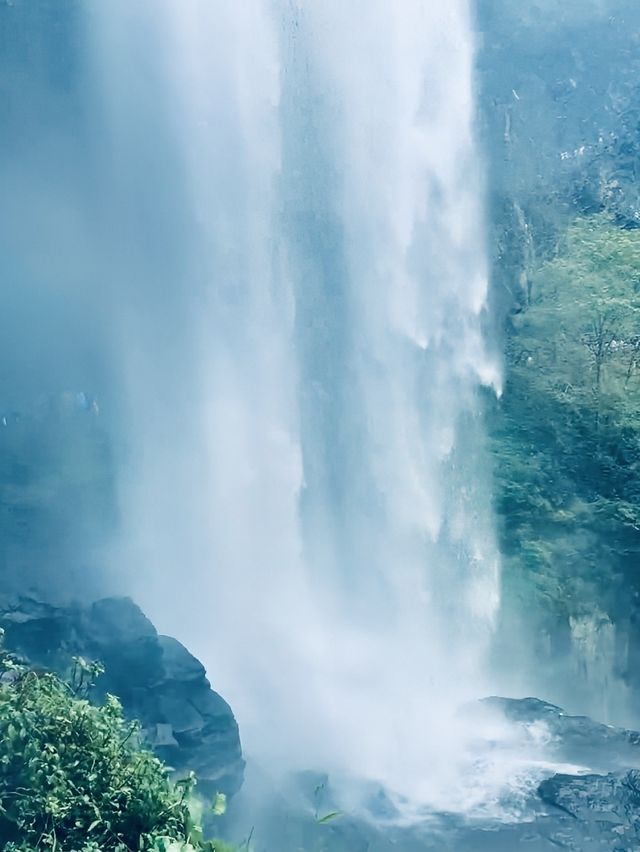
[85,0,501,808]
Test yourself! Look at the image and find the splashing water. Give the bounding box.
[85,0,502,810]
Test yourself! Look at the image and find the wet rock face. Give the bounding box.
[483,696,640,772]
[463,698,640,850]
[0,594,245,798]
[537,771,640,850]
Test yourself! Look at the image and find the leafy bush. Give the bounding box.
[0,646,232,852]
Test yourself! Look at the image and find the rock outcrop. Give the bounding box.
[484,696,640,772]
[0,594,245,798]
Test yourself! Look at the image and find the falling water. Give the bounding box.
[84,0,501,809]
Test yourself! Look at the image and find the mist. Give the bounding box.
[1,0,505,810]
[5,1,640,845]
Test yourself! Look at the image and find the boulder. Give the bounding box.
[0,594,245,798]
[483,696,640,772]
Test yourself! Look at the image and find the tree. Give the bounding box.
[511,213,640,432]
[489,212,640,675]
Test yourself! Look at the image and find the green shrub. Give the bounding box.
[0,645,232,852]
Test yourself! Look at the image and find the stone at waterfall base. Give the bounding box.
[0,595,245,799]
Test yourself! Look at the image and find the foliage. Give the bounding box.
[0,646,232,852]
[515,214,640,424]
[490,213,640,627]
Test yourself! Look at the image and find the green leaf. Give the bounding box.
[316,810,343,824]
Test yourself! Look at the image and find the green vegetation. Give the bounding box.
[514,214,640,425]
[491,213,640,627]
[0,647,233,852]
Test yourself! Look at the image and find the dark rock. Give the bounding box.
[158,635,206,682]
[539,770,640,820]
[534,771,640,850]
[0,596,75,663]
[157,694,204,734]
[88,596,157,644]
[483,696,640,772]
[189,686,235,718]
[85,598,164,696]
[0,595,245,798]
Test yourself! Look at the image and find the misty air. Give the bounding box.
[1,1,639,850]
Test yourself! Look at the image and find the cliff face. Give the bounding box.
[478,1,640,721]
[479,0,640,319]
[0,594,245,799]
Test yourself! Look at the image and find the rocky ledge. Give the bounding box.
[0,595,245,799]
[472,697,640,850]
